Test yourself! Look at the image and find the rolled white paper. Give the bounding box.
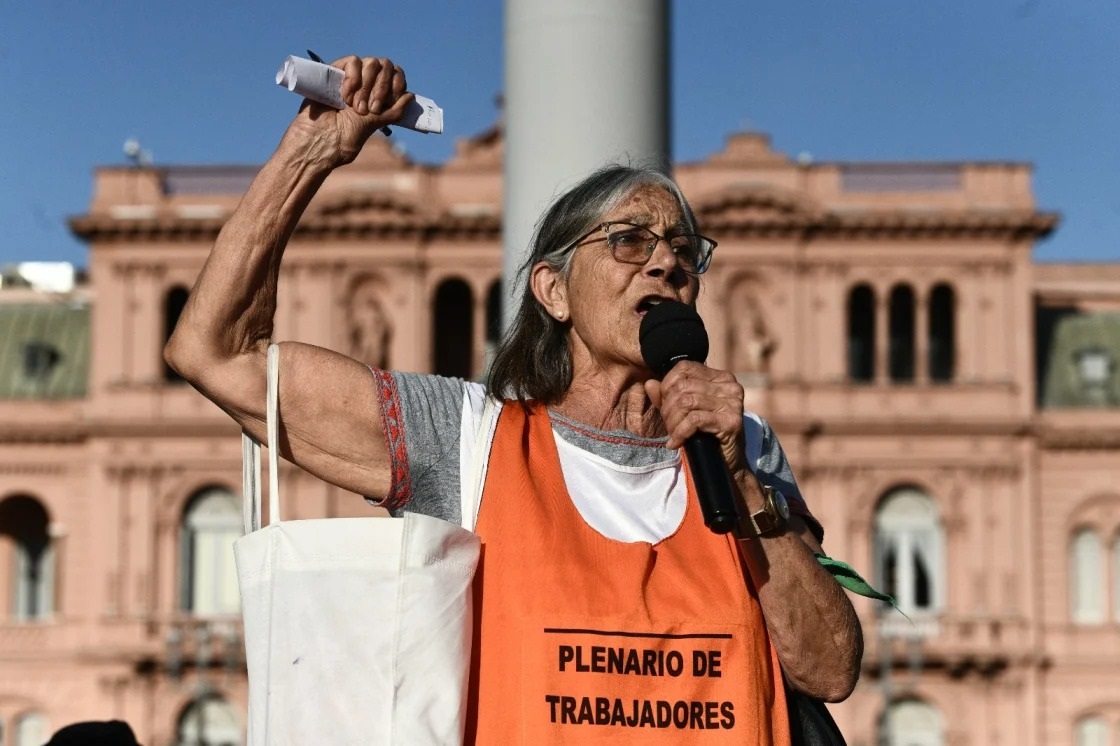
[275,55,443,135]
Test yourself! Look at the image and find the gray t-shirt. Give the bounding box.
[373,371,820,541]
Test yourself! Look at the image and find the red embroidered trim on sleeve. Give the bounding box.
[372,369,412,511]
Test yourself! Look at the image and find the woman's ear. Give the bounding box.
[529,262,568,321]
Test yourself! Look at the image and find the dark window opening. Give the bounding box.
[486,280,502,348]
[913,551,932,609]
[21,342,60,381]
[882,545,898,601]
[847,284,876,382]
[164,286,190,383]
[889,285,915,382]
[0,495,52,620]
[928,284,955,382]
[433,279,474,379]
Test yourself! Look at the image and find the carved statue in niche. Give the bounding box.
[348,279,391,369]
[727,277,775,381]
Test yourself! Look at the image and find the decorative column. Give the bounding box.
[875,286,889,384]
[915,286,930,385]
[134,265,163,386]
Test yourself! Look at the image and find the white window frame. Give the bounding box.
[874,488,945,619]
[13,711,48,746]
[1074,715,1108,746]
[1070,528,1105,625]
[181,488,242,617]
[883,699,943,746]
[178,695,243,746]
[13,537,54,621]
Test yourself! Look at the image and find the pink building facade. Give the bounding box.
[2,128,1119,745]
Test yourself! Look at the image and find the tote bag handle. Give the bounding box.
[461,395,498,531]
[241,343,281,535]
[242,347,499,534]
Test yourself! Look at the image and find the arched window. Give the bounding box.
[432,279,474,379]
[889,284,915,383]
[882,699,943,746]
[0,495,55,621]
[1074,715,1108,746]
[13,712,48,746]
[847,284,875,383]
[178,695,242,746]
[874,487,944,616]
[484,280,503,377]
[928,284,955,382]
[164,285,190,383]
[1070,528,1104,625]
[181,488,241,617]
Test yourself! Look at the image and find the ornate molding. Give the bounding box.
[0,425,87,444]
[70,209,503,242]
[0,462,69,476]
[697,205,1058,241]
[1037,425,1120,450]
[783,418,1032,438]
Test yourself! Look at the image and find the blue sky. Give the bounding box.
[3,0,1118,268]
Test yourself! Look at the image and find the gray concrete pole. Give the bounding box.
[502,0,671,330]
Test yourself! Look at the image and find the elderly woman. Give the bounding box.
[166,56,861,744]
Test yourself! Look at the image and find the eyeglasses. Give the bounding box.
[571,222,717,275]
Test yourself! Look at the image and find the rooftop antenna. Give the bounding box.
[123,137,152,167]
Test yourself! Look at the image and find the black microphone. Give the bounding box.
[639,301,741,535]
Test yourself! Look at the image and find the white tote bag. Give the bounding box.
[234,344,485,745]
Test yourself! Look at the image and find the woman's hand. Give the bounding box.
[284,55,416,168]
[643,362,748,475]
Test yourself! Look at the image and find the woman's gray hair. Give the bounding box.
[487,164,700,404]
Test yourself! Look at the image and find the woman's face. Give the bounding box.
[562,184,700,375]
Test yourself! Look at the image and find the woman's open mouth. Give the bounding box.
[636,295,675,317]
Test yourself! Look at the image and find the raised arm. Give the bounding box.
[164,56,416,499]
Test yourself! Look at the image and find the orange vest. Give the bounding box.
[467,403,790,745]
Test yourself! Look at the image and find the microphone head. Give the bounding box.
[639,300,709,379]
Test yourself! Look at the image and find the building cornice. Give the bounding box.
[1035,424,1120,450]
[68,211,502,243]
[69,199,1054,244]
[771,413,1120,451]
[772,417,1034,439]
[702,208,1059,241]
[0,424,88,444]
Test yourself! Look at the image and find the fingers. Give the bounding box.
[391,64,407,99]
[367,57,395,114]
[330,56,409,117]
[654,363,745,455]
[381,91,416,122]
[335,56,363,102]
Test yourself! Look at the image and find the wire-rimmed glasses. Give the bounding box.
[571,222,717,275]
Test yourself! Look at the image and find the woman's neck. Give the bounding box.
[551,368,667,439]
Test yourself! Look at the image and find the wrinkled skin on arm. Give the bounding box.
[164,56,416,499]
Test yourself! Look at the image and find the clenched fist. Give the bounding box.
[285,55,416,167]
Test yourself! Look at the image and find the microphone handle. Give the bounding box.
[682,432,741,535]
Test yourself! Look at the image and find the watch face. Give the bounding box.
[773,489,790,521]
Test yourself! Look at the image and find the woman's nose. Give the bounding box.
[643,239,686,279]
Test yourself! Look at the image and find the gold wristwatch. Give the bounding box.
[748,484,790,536]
